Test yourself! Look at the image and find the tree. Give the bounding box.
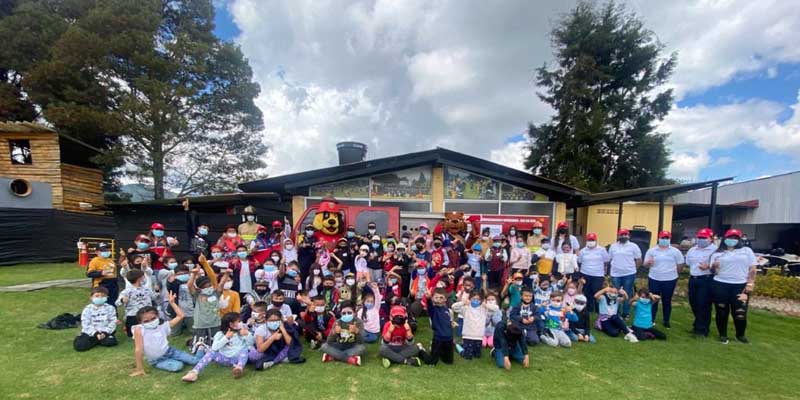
[525,1,676,192]
[0,0,265,199]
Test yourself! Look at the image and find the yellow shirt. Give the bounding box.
[87,257,116,287]
[218,289,241,317]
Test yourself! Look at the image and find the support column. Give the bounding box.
[708,182,718,232]
[657,196,665,233]
[617,201,624,233]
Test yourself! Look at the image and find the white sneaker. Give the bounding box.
[624,332,639,343]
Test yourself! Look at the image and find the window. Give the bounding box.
[444,166,498,200]
[9,139,32,165]
[500,202,554,216]
[445,201,499,214]
[9,178,31,197]
[371,201,431,212]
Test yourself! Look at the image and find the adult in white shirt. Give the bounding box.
[643,231,685,328]
[710,229,757,344]
[554,221,580,255]
[577,233,609,313]
[685,228,717,337]
[608,229,642,319]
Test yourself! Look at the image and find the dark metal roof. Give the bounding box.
[238,147,588,201]
[577,177,734,206]
[107,192,282,208]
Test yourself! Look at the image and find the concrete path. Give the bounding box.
[0,279,90,292]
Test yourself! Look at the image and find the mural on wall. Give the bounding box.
[370,167,432,200]
[500,183,547,201]
[445,166,498,200]
[309,178,370,198]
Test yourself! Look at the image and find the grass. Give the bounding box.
[0,264,799,399]
[0,262,84,286]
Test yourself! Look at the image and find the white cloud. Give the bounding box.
[669,151,711,182]
[490,141,529,172]
[223,0,800,180]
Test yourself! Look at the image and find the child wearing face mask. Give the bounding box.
[484,236,507,288]
[130,293,204,377]
[281,238,298,264]
[74,286,118,352]
[216,273,241,317]
[86,243,120,305]
[567,294,595,343]
[380,306,422,368]
[251,309,304,370]
[182,312,253,382]
[481,292,502,348]
[276,262,303,313]
[509,236,531,276]
[245,280,272,309]
[630,289,666,340]
[533,238,556,279]
[339,272,358,306]
[319,275,340,313]
[300,295,335,349]
[451,290,499,359]
[120,251,156,291]
[555,244,579,281]
[187,259,222,353]
[167,265,195,336]
[355,244,370,282]
[305,266,324,297]
[217,225,245,257]
[267,290,293,323]
[322,301,365,366]
[508,286,540,346]
[501,272,525,309]
[358,284,382,343]
[562,278,582,307]
[117,269,158,337]
[418,288,455,365]
[527,222,545,253]
[255,258,280,294]
[454,277,476,336]
[595,284,638,342]
[539,291,577,347]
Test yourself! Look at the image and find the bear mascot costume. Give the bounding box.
[435,211,468,243]
[311,197,345,246]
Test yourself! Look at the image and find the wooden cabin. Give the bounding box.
[0,121,104,213]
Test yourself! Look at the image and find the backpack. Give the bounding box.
[38,313,80,330]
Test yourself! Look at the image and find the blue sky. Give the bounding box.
[212,1,800,184]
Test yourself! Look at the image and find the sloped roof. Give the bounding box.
[0,121,56,133]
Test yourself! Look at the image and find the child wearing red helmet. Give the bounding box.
[379,306,421,368]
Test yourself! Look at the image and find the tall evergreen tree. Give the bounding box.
[525,1,676,192]
[0,0,265,199]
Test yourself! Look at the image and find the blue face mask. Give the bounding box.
[286,269,298,277]
[492,242,501,248]
[198,228,208,236]
[152,230,164,237]
[137,242,149,250]
[100,251,111,258]
[364,302,374,309]
[697,238,710,247]
[371,243,380,249]
[724,238,739,248]
[658,239,670,247]
[388,278,398,285]
[176,274,190,283]
[533,228,542,235]
[470,299,481,308]
[264,265,277,272]
[347,231,355,238]
[267,321,280,331]
[416,269,426,275]
[516,242,524,248]
[167,262,178,270]
[639,298,651,305]
[340,313,354,323]
[237,251,248,259]
[91,297,107,305]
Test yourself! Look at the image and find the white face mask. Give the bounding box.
[285,245,294,250]
[227,232,237,238]
[345,279,355,286]
[575,304,586,311]
[541,243,551,250]
[223,281,233,290]
[271,256,280,263]
[246,215,255,222]
[586,241,597,248]
[143,319,159,330]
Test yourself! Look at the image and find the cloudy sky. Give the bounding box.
[212,0,800,184]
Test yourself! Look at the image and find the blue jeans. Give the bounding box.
[494,342,525,368]
[566,330,596,343]
[611,274,636,317]
[363,331,379,343]
[149,347,204,372]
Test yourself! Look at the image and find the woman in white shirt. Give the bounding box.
[643,231,684,328]
[609,229,642,319]
[685,228,717,337]
[710,229,757,344]
[577,233,610,313]
[554,221,580,255]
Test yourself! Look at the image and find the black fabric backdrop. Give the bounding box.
[0,208,116,266]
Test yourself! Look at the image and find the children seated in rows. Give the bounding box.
[321,301,366,366]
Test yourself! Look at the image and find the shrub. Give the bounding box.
[754,271,800,300]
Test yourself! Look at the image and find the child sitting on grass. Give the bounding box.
[251,309,304,370]
[509,286,540,346]
[182,312,253,382]
[116,269,158,337]
[217,273,241,317]
[492,318,529,371]
[631,288,666,341]
[357,283,382,343]
[595,284,638,343]
[321,301,365,366]
[539,291,577,347]
[74,286,118,352]
[483,291,502,348]
[301,295,335,349]
[567,294,595,343]
[380,306,421,368]
[130,292,204,377]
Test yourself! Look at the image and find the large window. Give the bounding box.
[9,139,32,165]
[371,166,432,200]
[444,166,498,200]
[309,178,369,198]
[371,201,431,212]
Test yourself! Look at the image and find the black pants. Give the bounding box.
[487,270,504,290]
[420,338,454,365]
[648,278,677,324]
[600,315,630,337]
[460,338,482,360]
[581,274,605,313]
[632,326,666,340]
[712,281,748,338]
[100,279,119,306]
[124,316,138,337]
[688,275,713,335]
[74,332,118,352]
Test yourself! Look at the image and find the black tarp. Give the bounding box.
[0,208,116,265]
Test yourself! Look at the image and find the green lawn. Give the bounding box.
[0,264,799,399]
[0,262,84,286]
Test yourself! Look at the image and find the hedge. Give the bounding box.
[754,271,800,300]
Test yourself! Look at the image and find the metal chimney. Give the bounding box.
[336,141,367,165]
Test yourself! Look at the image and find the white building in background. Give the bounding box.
[671,170,800,253]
